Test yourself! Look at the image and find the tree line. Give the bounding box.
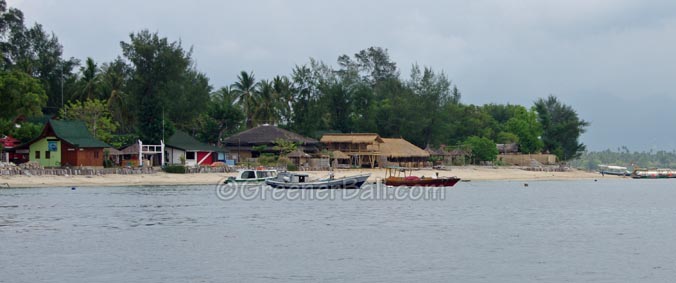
[571,147,676,170]
[0,1,589,162]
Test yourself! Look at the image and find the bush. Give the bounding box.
[286,164,298,171]
[163,165,186,173]
[258,153,278,166]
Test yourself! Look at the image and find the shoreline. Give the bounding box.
[0,166,615,188]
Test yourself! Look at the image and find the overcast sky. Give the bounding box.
[10,0,676,151]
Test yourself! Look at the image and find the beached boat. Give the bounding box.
[631,168,676,179]
[265,172,371,189]
[383,166,460,187]
[225,168,278,183]
[598,165,631,176]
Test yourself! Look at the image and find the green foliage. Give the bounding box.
[163,165,186,173]
[286,163,298,171]
[534,95,589,161]
[196,87,243,145]
[571,148,676,170]
[257,153,278,166]
[0,70,47,119]
[464,136,498,164]
[0,119,42,143]
[121,30,189,143]
[59,98,118,144]
[496,132,519,144]
[273,138,298,156]
[252,145,268,152]
[0,3,591,161]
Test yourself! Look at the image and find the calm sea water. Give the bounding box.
[1,179,676,282]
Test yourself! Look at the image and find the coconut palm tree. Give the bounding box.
[75,57,100,100]
[254,79,280,125]
[231,71,258,128]
[273,75,293,125]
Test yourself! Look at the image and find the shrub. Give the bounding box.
[286,164,298,171]
[163,165,186,173]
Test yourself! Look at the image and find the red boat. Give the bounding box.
[383,167,461,187]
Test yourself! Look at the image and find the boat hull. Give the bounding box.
[384,177,461,187]
[266,174,370,189]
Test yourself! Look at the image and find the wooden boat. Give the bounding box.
[598,165,631,176]
[265,172,371,189]
[384,166,460,187]
[224,168,278,184]
[631,168,676,179]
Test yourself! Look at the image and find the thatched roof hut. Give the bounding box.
[320,133,384,144]
[380,138,429,158]
[287,149,311,158]
[320,133,384,168]
[379,138,429,167]
[224,125,318,146]
[222,125,319,160]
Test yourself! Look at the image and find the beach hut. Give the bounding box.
[320,133,383,168]
[287,149,311,168]
[424,145,449,166]
[378,138,430,168]
[222,124,319,163]
[165,130,225,166]
[21,119,110,167]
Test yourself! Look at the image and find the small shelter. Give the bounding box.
[320,133,383,168]
[497,143,519,154]
[222,124,319,163]
[424,145,449,166]
[378,138,429,168]
[20,119,110,167]
[286,149,311,168]
[165,130,225,166]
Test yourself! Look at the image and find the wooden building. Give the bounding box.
[320,133,383,168]
[22,120,110,167]
[222,125,319,163]
[378,138,430,168]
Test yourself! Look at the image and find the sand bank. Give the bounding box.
[0,166,610,188]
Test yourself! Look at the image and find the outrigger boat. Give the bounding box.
[265,172,371,189]
[224,168,278,184]
[598,165,631,176]
[384,166,460,187]
[631,168,676,179]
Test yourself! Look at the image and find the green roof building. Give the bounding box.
[165,130,224,166]
[25,120,110,167]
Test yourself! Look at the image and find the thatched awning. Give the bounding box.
[320,133,383,144]
[332,150,350,159]
[380,138,430,158]
[424,145,448,156]
[287,149,311,158]
[105,147,124,155]
[223,124,318,146]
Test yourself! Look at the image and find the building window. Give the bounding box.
[45,151,51,159]
[186,152,195,160]
[35,151,40,159]
[94,151,99,159]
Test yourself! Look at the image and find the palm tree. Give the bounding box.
[100,58,134,132]
[254,80,280,125]
[75,57,100,100]
[231,71,258,128]
[273,75,293,125]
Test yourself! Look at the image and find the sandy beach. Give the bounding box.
[0,166,609,188]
